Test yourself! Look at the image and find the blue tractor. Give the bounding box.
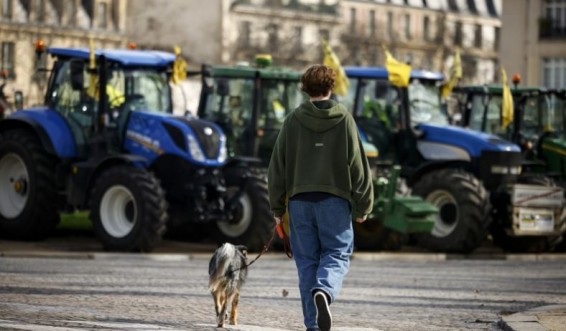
[0,47,273,252]
[342,67,563,253]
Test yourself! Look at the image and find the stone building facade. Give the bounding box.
[500,0,566,89]
[127,0,501,85]
[0,0,128,107]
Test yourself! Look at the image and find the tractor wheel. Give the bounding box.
[412,169,490,253]
[353,219,404,251]
[89,166,168,252]
[491,175,562,253]
[213,177,272,252]
[0,129,59,239]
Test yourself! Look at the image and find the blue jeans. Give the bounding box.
[288,196,353,329]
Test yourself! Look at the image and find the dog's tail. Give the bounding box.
[208,243,238,292]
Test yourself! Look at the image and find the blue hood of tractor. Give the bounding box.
[417,123,520,158]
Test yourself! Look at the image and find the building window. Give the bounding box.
[293,26,303,53]
[544,0,566,37]
[474,24,482,48]
[367,9,376,37]
[423,16,430,41]
[68,0,76,26]
[404,14,411,39]
[267,23,278,53]
[2,0,12,19]
[494,26,500,51]
[239,21,251,48]
[350,7,356,34]
[319,28,330,42]
[98,1,108,29]
[36,0,45,22]
[454,21,463,46]
[387,12,394,39]
[542,57,566,89]
[1,42,15,78]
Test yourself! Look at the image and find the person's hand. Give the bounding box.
[355,216,367,223]
[274,216,282,225]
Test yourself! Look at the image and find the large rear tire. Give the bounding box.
[213,177,272,252]
[89,166,168,252]
[491,175,562,253]
[411,169,490,253]
[0,129,59,239]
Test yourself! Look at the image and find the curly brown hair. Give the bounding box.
[300,65,335,98]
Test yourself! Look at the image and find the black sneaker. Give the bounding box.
[314,291,332,331]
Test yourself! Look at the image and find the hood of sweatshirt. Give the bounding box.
[294,100,347,133]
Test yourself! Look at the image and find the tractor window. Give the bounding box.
[408,79,447,125]
[200,77,254,157]
[125,69,171,113]
[48,60,98,155]
[256,79,305,161]
[521,95,542,139]
[468,95,486,132]
[549,93,566,135]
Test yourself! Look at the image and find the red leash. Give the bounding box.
[276,224,293,258]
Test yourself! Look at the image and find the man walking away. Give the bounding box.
[268,64,374,331]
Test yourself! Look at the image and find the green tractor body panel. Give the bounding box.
[370,167,437,234]
[541,137,566,175]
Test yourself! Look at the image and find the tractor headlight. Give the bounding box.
[491,165,522,175]
[218,143,227,163]
[187,134,206,162]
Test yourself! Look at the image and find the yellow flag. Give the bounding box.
[322,39,350,96]
[441,48,462,99]
[383,46,411,87]
[86,37,98,99]
[501,67,514,129]
[171,46,187,85]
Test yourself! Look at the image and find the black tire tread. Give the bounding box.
[412,168,490,253]
[89,166,168,252]
[0,129,59,239]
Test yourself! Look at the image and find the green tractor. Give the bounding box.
[195,60,438,251]
[451,85,566,250]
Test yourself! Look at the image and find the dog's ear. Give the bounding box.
[236,245,248,257]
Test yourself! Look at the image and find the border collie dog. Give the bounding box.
[208,243,248,327]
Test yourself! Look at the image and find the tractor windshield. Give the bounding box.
[408,79,447,125]
[468,94,506,136]
[199,75,303,159]
[544,93,566,136]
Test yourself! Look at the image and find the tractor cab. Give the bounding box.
[45,48,174,156]
[197,61,304,164]
[454,85,566,181]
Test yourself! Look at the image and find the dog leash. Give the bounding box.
[230,224,293,274]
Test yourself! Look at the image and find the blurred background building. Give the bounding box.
[3,0,534,107]
[500,0,566,89]
[0,0,128,106]
[128,0,501,84]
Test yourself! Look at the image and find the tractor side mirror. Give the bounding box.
[70,61,85,91]
[14,91,23,110]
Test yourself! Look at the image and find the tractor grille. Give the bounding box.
[174,117,221,159]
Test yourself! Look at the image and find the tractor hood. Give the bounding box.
[417,123,520,158]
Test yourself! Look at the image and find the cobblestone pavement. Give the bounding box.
[0,255,565,331]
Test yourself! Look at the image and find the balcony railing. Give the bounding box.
[539,17,566,39]
[233,0,338,15]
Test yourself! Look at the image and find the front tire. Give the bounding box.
[213,177,272,252]
[0,129,59,239]
[411,169,490,253]
[89,166,168,252]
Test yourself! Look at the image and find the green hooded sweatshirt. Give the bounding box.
[268,99,374,219]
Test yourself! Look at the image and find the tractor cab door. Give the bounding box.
[199,77,255,158]
[47,60,99,156]
[349,78,400,163]
[256,79,304,162]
